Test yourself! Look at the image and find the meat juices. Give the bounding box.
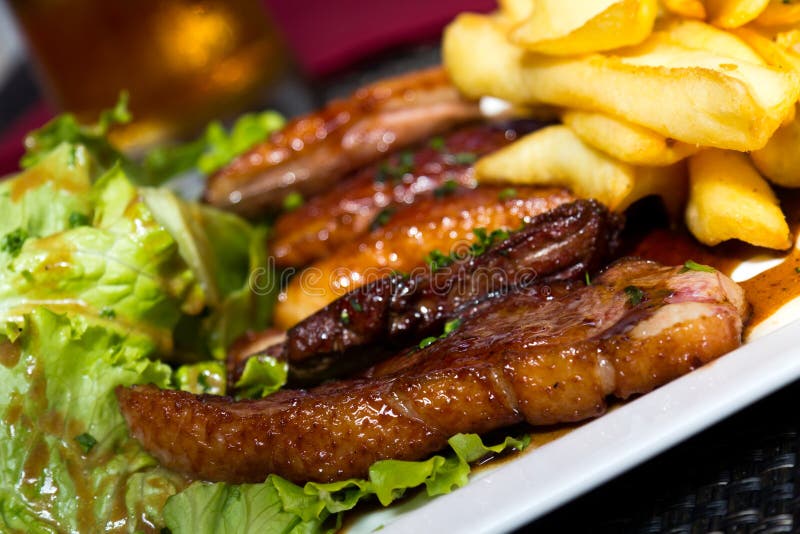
[204,67,482,217]
[117,259,747,485]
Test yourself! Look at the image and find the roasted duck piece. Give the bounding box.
[117,258,747,484]
[233,200,622,385]
[271,121,536,268]
[274,184,574,329]
[204,67,482,217]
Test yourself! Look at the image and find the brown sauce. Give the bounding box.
[628,196,800,336]
[0,338,21,368]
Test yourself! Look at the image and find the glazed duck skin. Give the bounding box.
[117,259,747,484]
[239,199,622,385]
[273,184,574,329]
[271,121,535,268]
[204,67,482,217]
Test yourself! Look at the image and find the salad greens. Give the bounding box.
[0,103,531,533]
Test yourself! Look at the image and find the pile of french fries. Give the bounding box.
[444,0,800,249]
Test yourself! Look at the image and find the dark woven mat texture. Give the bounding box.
[527,379,800,533]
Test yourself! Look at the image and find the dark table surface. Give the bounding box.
[3,45,800,534]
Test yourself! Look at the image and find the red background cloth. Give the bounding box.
[0,0,494,176]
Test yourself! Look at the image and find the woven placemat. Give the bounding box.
[526,378,800,533]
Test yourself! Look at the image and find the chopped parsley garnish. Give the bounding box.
[418,336,438,349]
[584,272,592,286]
[349,298,364,312]
[375,152,415,183]
[282,192,304,212]
[680,260,715,273]
[434,179,459,198]
[452,152,478,165]
[1,228,28,257]
[340,309,350,325]
[624,285,644,306]
[469,228,510,256]
[68,211,91,228]
[75,433,97,453]
[399,150,414,168]
[425,249,456,270]
[419,318,464,350]
[795,266,800,274]
[428,136,446,151]
[498,188,517,201]
[370,207,395,231]
[99,308,116,319]
[443,318,463,335]
[425,228,511,270]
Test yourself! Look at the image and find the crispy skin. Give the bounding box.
[243,200,621,385]
[271,122,532,268]
[204,67,481,217]
[273,185,574,329]
[117,259,746,484]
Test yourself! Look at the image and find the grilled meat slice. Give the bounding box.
[117,259,747,484]
[271,122,534,268]
[204,67,482,217]
[233,199,621,386]
[273,185,574,329]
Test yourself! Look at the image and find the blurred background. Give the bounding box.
[0,0,493,176]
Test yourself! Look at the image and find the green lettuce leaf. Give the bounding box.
[142,111,285,184]
[0,127,277,531]
[0,308,184,533]
[0,144,94,249]
[20,94,141,181]
[163,433,530,534]
[234,355,288,399]
[140,187,275,359]
[173,361,227,395]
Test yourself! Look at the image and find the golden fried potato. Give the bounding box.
[661,0,707,19]
[509,0,658,55]
[704,0,770,28]
[443,14,800,150]
[656,18,764,63]
[732,26,800,72]
[475,125,687,216]
[562,110,699,166]
[751,104,800,187]
[498,0,532,21]
[686,149,791,249]
[754,0,800,26]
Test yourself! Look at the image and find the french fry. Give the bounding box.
[732,26,800,72]
[754,0,800,26]
[656,18,765,63]
[509,0,658,55]
[704,0,770,29]
[661,0,707,19]
[562,110,699,166]
[443,14,800,150]
[475,125,687,216]
[751,104,800,187]
[686,149,791,249]
[498,0,532,22]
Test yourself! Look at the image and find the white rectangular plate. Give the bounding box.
[346,255,800,533]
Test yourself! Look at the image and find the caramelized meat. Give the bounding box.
[271,122,530,268]
[117,259,746,484]
[273,185,574,329]
[237,200,621,385]
[204,67,481,217]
